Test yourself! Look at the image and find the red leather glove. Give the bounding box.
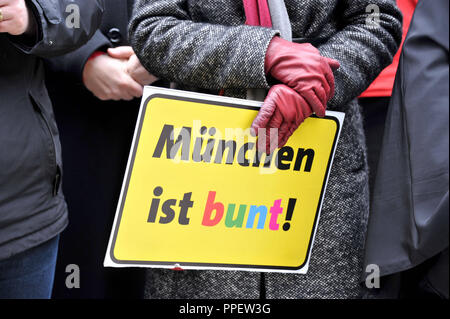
[251,84,312,154]
[265,37,340,117]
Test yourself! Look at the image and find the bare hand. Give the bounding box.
[0,0,32,36]
[82,53,143,101]
[108,46,158,86]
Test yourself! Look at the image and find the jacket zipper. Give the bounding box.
[29,92,59,195]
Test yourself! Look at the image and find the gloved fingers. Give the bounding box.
[301,89,325,117]
[267,108,284,145]
[263,108,284,154]
[255,116,281,155]
[280,88,308,134]
[256,85,315,153]
[324,56,340,72]
[313,85,327,109]
[319,74,331,101]
[275,106,304,150]
[278,120,296,149]
[322,66,336,100]
[269,127,281,154]
[256,126,279,155]
[251,108,275,134]
[292,90,311,124]
[252,112,273,139]
[278,131,292,149]
[254,85,290,154]
[251,91,278,136]
[256,84,297,130]
[277,122,293,149]
[267,106,284,129]
[322,57,339,99]
[255,126,274,154]
[320,64,335,97]
[279,111,306,148]
[256,106,286,155]
[271,85,306,125]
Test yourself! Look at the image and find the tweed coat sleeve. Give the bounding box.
[129,0,279,90]
[317,0,403,108]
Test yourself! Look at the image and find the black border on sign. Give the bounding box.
[109,92,341,271]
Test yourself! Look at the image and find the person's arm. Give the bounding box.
[0,0,38,41]
[7,0,104,58]
[129,0,279,91]
[81,48,144,101]
[317,0,403,109]
[46,38,156,101]
[45,29,111,82]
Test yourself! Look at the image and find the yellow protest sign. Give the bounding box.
[105,87,344,273]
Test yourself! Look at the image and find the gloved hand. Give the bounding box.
[265,37,340,117]
[251,84,312,154]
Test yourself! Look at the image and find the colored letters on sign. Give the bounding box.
[105,87,344,273]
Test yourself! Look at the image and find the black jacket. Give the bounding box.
[364,0,449,298]
[0,0,103,260]
[46,0,133,81]
[45,0,148,298]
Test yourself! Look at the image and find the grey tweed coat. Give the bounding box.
[129,0,402,299]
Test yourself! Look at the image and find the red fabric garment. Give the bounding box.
[360,0,418,97]
[242,0,272,27]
